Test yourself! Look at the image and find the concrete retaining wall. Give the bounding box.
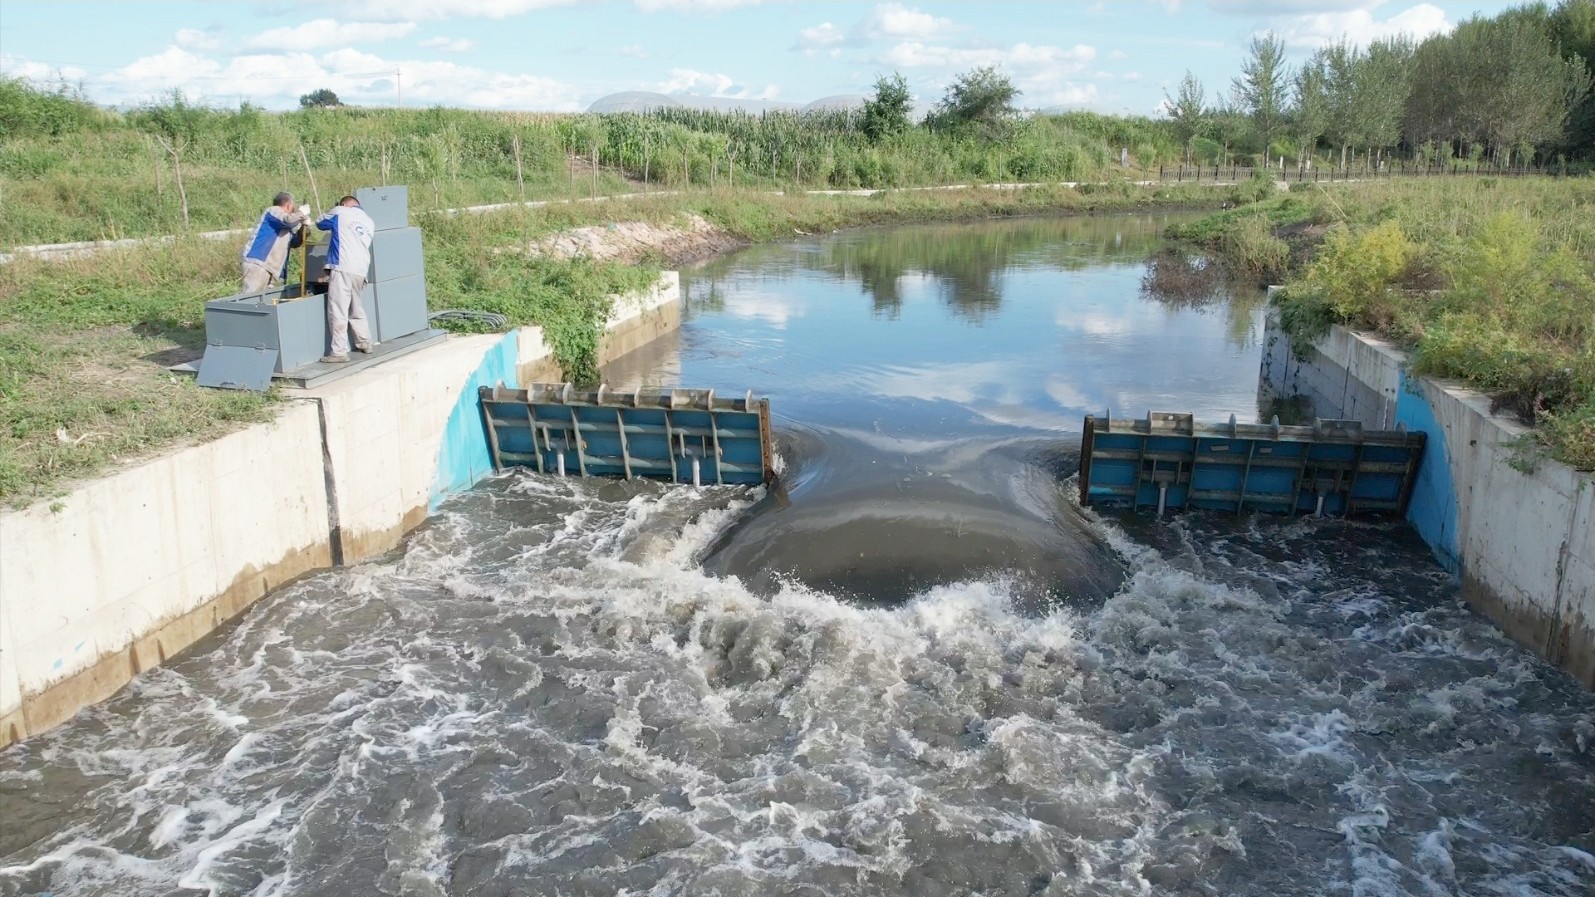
[1261,317,1595,687]
[0,273,681,747]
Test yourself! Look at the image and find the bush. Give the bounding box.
[1218,214,1289,281]
[1229,167,1277,205]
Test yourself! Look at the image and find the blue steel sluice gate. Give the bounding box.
[189,184,1424,520]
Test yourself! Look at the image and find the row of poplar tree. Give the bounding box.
[1163,0,1595,169]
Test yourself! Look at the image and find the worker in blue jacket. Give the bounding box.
[240,192,309,293]
[315,195,377,363]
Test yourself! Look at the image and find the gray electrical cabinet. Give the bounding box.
[370,227,424,282]
[373,275,428,342]
[355,185,409,232]
[204,289,328,374]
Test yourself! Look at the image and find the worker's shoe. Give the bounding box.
[355,341,375,353]
[320,354,349,364]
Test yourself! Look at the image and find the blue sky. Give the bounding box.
[1,1,1518,115]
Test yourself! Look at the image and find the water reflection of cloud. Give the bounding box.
[844,362,1082,432]
[828,427,958,455]
[722,291,801,328]
[1044,377,1098,416]
[856,361,1022,406]
[966,403,1078,431]
[1051,307,1136,336]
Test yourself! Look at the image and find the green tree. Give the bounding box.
[1204,101,1253,165]
[1165,70,1206,163]
[1552,0,1595,153]
[299,88,342,108]
[1233,32,1289,166]
[1318,40,1362,169]
[1466,12,1589,164]
[861,72,913,142]
[1290,59,1329,168]
[926,65,1021,139]
[1359,37,1416,166]
[1405,31,1465,161]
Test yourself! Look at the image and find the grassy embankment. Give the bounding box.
[0,175,1242,509]
[1170,177,1595,469]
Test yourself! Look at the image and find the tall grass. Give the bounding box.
[1179,178,1595,468]
[0,81,1196,246]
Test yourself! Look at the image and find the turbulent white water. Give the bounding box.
[2,474,1592,897]
[5,216,1594,895]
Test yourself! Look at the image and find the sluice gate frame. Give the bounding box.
[1080,411,1426,517]
[480,383,774,486]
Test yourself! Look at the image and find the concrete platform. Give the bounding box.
[276,328,448,388]
[169,328,449,388]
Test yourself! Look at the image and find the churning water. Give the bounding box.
[3,216,1592,897]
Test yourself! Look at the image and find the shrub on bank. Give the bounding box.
[1176,179,1595,469]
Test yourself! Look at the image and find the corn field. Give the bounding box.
[0,83,1193,244]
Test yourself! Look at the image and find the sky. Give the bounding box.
[0,0,1521,116]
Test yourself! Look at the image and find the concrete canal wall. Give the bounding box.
[0,273,681,748]
[1260,316,1595,687]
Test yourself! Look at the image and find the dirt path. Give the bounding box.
[524,214,744,267]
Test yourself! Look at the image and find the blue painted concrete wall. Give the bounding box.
[431,332,518,510]
[1394,369,1461,574]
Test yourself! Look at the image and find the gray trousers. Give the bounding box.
[241,260,277,293]
[326,269,372,356]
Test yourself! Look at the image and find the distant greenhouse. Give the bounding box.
[586,91,683,114]
[802,94,867,113]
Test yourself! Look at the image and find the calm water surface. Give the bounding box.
[2,214,1592,897]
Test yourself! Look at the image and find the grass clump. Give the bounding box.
[422,209,661,382]
[0,244,279,507]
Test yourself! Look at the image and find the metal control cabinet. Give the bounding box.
[372,274,427,342]
[355,185,409,232]
[204,290,327,374]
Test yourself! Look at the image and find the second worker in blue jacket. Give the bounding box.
[315,196,378,364]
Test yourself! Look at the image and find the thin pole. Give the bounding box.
[297,143,322,211]
[512,133,525,200]
[396,69,402,107]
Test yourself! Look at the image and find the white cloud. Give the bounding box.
[882,40,1095,73]
[7,45,583,111]
[175,28,223,52]
[1272,2,1451,48]
[616,44,649,58]
[861,3,956,41]
[1107,49,1128,60]
[327,0,578,22]
[633,0,764,10]
[244,19,417,51]
[656,67,777,99]
[1212,0,1382,13]
[881,40,1099,111]
[0,53,87,85]
[419,36,475,52]
[1033,83,1099,108]
[797,22,846,53]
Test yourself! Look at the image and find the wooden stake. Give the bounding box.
[297,142,322,211]
[153,134,189,228]
[147,135,166,197]
[512,133,525,201]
